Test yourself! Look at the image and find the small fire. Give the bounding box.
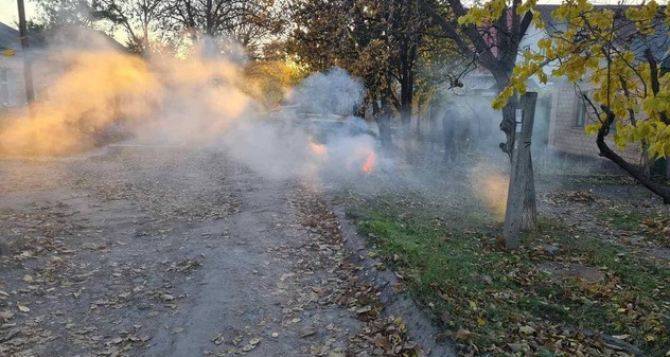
[308,141,327,157]
[361,151,376,174]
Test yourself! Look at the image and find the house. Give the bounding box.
[0,22,128,110]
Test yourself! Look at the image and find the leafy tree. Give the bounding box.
[92,0,168,54]
[289,0,397,148]
[166,0,284,58]
[35,0,100,26]
[34,0,283,57]
[386,0,432,128]
[422,0,537,157]
[422,0,539,232]
[289,0,464,149]
[497,0,670,203]
[242,59,307,107]
[34,0,172,54]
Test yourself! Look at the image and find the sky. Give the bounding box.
[0,0,665,30]
[0,0,38,29]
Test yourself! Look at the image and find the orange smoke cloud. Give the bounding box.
[0,45,256,156]
[0,51,160,156]
[469,162,509,221]
[0,37,378,185]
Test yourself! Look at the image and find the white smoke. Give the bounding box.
[1,28,378,183]
[290,67,365,116]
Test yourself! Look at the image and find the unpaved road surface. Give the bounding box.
[0,147,420,356]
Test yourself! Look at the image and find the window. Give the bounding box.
[575,99,587,127]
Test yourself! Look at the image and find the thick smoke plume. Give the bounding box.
[0,32,377,182]
[0,50,159,155]
[290,67,364,116]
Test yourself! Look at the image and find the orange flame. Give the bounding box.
[308,141,327,157]
[361,151,376,174]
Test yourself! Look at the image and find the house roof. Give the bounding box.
[0,22,19,51]
[0,21,127,53]
[449,70,540,96]
[39,25,128,52]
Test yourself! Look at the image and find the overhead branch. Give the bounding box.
[597,105,670,204]
[419,0,502,74]
[519,11,533,38]
[444,0,502,71]
[645,48,670,125]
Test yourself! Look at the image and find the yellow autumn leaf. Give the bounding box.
[585,123,600,136]
[2,48,15,57]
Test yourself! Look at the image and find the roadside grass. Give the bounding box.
[596,207,646,232]
[597,205,670,247]
[536,173,635,186]
[345,193,670,356]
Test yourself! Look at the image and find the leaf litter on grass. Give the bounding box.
[343,187,670,356]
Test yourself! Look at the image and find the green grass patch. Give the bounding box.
[347,195,670,356]
[596,207,646,232]
[596,206,670,247]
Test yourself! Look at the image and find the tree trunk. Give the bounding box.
[142,23,150,55]
[378,117,393,152]
[519,94,537,231]
[598,106,670,204]
[399,67,414,159]
[495,73,536,232]
[499,94,518,159]
[374,98,393,152]
[400,75,413,128]
[17,0,35,104]
[503,92,537,249]
[442,109,457,163]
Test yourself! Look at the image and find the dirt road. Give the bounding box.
[0,147,421,356]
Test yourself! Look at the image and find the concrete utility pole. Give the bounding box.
[503,92,537,249]
[17,0,35,103]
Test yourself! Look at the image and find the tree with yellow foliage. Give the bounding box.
[422,0,540,233]
[496,0,670,203]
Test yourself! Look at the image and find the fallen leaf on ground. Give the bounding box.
[455,328,471,341]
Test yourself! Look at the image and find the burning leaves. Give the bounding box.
[361,151,377,174]
[0,132,393,357]
[308,140,327,157]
